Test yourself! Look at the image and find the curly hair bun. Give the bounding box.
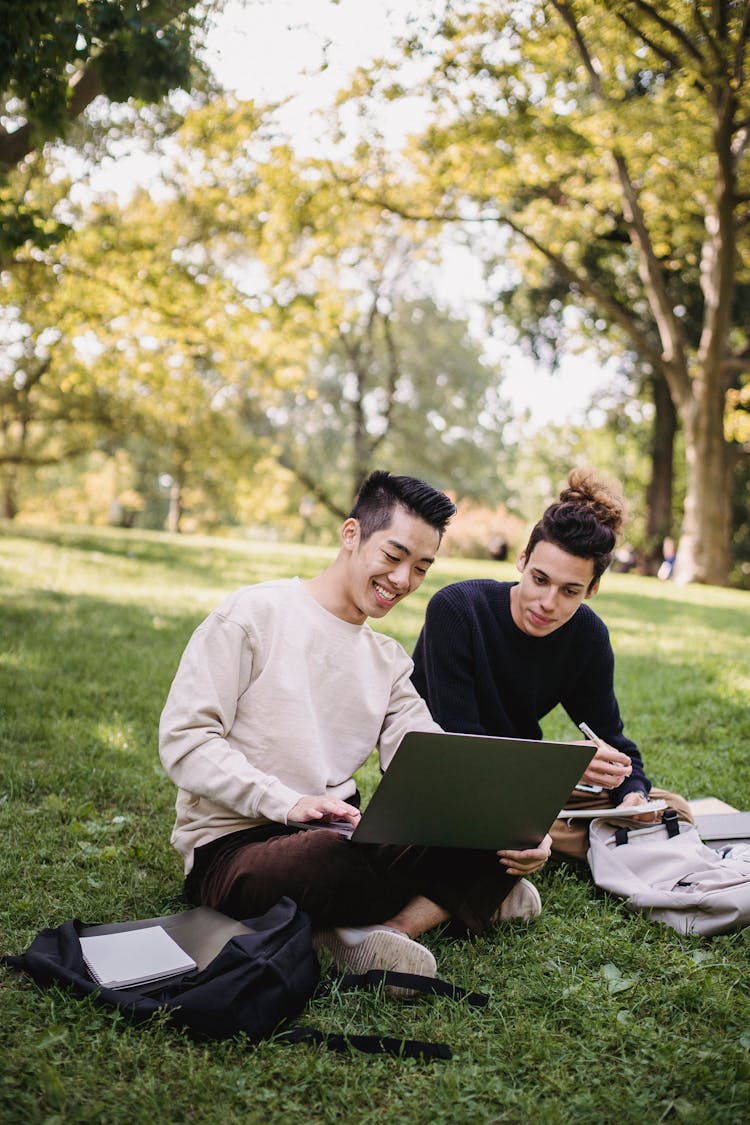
[559,468,627,537]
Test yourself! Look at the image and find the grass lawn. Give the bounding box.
[1,523,749,1125]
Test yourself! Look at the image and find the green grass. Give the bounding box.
[1,523,749,1125]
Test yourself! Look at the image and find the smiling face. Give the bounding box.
[510,540,598,638]
[340,505,441,624]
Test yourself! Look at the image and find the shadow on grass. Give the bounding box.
[0,523,326,589]
[0,589,199,805]
[582,586,750,643]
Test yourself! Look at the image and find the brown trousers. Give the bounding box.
[185,823,518,935]
[551,786,694,862]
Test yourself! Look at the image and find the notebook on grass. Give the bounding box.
[289,730,595,851]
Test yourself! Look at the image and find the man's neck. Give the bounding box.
[305,562,366,625]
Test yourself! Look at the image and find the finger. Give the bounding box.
[498,845,548,860]
[499,852,547,871]
[323,803,360,825]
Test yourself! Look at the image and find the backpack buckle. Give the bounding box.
[662,808,680,838]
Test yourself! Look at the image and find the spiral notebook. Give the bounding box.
[79,925,197,989]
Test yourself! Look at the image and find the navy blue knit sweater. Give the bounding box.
[411,579,650,803]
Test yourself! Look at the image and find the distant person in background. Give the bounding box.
[489,534,508,561]
[411,468,692,865]
[658,536,676,581]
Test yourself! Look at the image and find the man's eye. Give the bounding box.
[384,553,399,563]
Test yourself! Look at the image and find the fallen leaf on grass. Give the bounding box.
[601,962,637,993]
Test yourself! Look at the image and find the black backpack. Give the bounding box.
[2,896,486,1060]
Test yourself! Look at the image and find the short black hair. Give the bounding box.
[349,470,456,542]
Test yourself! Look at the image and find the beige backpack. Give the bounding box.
[587,809,750,936]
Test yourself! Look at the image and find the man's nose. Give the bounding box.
[389,560,412,589]
[539,586,558,610]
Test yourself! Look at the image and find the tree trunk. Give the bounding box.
[644,374,677,572]
[167,480,183,534]
[673,389,731,586]
[0,467,18,520]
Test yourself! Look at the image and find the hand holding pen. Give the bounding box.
[576,721,633,791]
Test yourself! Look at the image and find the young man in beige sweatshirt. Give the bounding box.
[159,471,549,981]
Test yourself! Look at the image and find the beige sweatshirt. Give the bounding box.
[159,577,440,872]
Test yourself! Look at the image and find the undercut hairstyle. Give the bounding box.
[349,470,456,542]
[524,467,627,587]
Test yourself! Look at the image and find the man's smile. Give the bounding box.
[373,580,398,604]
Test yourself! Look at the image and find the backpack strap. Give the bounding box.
[337,969,488,1007]
[614,808,681,848]
[662,807,681,837]
[289,969,488,1059]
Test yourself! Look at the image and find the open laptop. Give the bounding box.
[289,730,595,851]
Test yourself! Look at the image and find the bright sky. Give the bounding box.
[115,0,613,430]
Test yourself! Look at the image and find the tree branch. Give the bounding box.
[627,0,706,64]
[0,64,103,172]
[551,0,692,401]
[275,453,349,520]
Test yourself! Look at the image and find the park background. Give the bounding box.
[1,0,749,586]
[1,3,750,1123]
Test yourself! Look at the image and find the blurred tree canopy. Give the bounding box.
[335,0,750,585]
[1,94,515,537]
[2,1,749,583]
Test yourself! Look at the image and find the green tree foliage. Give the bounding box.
[0,0,216,259]
[0,241,114,519]
[149,96,516,521]
[340,0,750,585]
[0,181,262,527]
[262,294,513,518]
[0,91,517,532]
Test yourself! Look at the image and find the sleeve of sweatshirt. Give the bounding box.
[378,645,442,770]
[411,588,487,735]
[158,611,302,824]
[560,618,651,803]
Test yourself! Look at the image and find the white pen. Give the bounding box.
[576,721,605,792]
[578,720,632,784]
[578,721,604,747]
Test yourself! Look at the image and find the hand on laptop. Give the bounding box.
[497,833,551,876]
[287,795,361,828]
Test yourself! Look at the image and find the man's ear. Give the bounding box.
[515,551,527,575]
[340,517,360,552]
[585,579,600,599]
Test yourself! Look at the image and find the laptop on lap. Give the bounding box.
[290,730,596,851]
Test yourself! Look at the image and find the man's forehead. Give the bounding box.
[377,510,440,558]
[384,535,436,563]
[528,543,594,585]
